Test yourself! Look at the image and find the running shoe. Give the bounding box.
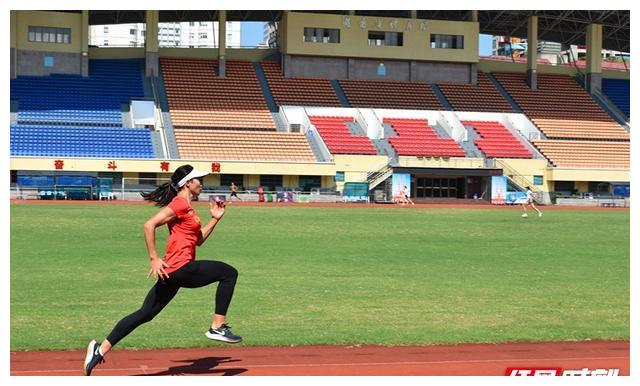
[205,324,243,343]
[83,340,104,376]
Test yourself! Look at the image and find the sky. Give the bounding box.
[240,22,265,47]
[479,34,493,56]
[241,22,495,55]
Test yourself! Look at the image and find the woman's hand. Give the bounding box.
[148,257,169,280]
[210,199,226,221]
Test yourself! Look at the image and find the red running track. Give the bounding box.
[9,199,629,211]
[10,340,629,376]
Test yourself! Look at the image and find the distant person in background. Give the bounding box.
[404,185,415,206]
[257,186,265,202]
[229,182,242,201]
[397,186,406,205]
[521,186,542,218]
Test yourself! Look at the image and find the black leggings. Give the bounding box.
[106,260,238,347]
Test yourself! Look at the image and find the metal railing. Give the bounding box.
[366,162,393,190]
[500,114,546,159]
[494,159,540,197]
[150,75,170,159]
[302,107,332,162]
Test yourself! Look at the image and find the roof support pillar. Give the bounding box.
[526,15,538,90]
[10,10,17,78]
[145,10,159,77]
[586,23,603,93]
[81,11,89,77]
[218,10,226,77]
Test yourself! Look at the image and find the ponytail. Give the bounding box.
[140,164,195,207]
[140,181,178,207]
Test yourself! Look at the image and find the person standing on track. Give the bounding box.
[397,186,406,205]
[521,186,543,218]
[403,185,415,206]
[229,182,242,201]
[83,164,242,376]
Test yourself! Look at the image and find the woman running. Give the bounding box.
[83,164,242,376]
[521,186,543,217]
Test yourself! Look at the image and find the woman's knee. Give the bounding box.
[203,261,238,281]
[217,263,238,282]
[227,265,238,280]
[138,309,159,324]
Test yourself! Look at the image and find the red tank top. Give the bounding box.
[163,195,203,274]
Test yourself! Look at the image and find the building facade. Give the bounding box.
[89,21,241,48]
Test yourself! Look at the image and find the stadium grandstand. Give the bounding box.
[10,10,629,204]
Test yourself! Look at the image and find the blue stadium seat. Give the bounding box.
[601,78,630,117]
[9,59,157,159]
[10,125,154,158]
[10,59,143,127]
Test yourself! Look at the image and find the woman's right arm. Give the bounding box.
[144,206,177,279]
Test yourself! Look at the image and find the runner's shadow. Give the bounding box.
[135,356,247,376]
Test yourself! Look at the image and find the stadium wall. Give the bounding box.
[10,158,334,176]
[10,157,384,191]
[496,158,552,192]
[547,168,629,183]
[122,174,336,191]
[121,174,303,190]
[282,12,478,63]
[396,157,484,169]
[283,55,349,79]
[600,70,630,80]
[331,154,389,192]
[12,11,83,76]
[88,47,279,62]
[284,55,475,83]
[89,47,145,59]
[158,48,279,62]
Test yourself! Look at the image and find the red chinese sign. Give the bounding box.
[107,160,118,170]
[54,160,64,170]
[160,161,170,172]
[211,162,221,173]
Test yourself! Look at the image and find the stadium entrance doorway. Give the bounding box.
[393,167,502,202]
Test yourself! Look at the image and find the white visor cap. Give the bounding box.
[177,168,209,187]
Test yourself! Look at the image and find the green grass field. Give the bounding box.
[10,203,629,351]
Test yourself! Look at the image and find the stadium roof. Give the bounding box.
[80,10,629,52]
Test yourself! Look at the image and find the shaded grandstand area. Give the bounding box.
[437,72,514,113]
[338,79,443,110]
[601,78,630,117]
[261,62,342,107]
[492,72,629,140]
[160,57,275,129]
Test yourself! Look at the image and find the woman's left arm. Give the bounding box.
[197,200,226,246]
